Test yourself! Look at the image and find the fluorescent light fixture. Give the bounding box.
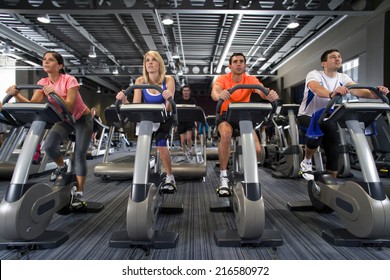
[88,45,97,58]
[171,45,180,59]
[258,53,266,61]
[162,15,173,25]
[2,44,11,55]
[37,14,51,24]
[287,17,299,29]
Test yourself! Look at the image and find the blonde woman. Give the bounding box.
[116,50,176,192]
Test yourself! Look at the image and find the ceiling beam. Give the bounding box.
[0,0,377,16]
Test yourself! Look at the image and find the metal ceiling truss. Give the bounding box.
[0,0,382,94]
[0,0,377,15]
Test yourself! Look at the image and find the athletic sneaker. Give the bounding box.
[161,175,176,193]
[50,164,68,182]
[300,160,314,181]
[217,176,231,197]
[70,192,87,209]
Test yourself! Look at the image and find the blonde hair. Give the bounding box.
[142,50,166,85]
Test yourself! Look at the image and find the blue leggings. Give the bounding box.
[44,114,93,176]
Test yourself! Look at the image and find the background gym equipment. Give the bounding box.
[93,104,155,181]
[167,104,208,180]
[268,104,303,178]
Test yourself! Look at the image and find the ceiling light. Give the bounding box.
[37,14,51,24]
[2,44,11,55]
[258,50,266,61]
[88,45,97,58]
[112,67,119,75]
[287,17,299,29]
[171,45,180,59]
[162,15,173,25]
[79,78,83,86]
[97,86,101,94]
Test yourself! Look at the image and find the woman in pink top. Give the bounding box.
[6,51,92,209]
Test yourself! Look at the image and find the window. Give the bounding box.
[0,55,16,102]
[342,57,359,82]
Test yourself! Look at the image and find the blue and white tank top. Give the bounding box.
[141,81,167,104]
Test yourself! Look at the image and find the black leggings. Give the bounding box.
[298,115,339,172]
[44,114,93,176]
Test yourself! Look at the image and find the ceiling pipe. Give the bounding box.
[215,13,243,73]
[60,14,120,67]
[173,0,186,68]
[115,14,144,56]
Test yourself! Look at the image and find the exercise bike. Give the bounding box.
[109,84,183,249]
[288,84,390,246]
[212,84,283,247]
[0,85,103,250]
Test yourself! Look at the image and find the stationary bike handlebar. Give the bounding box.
[1,84,41,105]
[3,85,75,127]
[115,84,177,125]
[347,84,389,104]
[215,84,278,125]
[317,84,389,126]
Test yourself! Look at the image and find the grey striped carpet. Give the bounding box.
[0,152,390,260]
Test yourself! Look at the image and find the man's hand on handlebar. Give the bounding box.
[265,89,279,102]
[218,89,230,101]
[377,85,389,95]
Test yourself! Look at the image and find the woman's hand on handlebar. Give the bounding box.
[5,85,20,96]
[116,90,129,103]
[42,85,55,97]
[162,89,174,100]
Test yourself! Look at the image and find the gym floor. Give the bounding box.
[0,150,390,260]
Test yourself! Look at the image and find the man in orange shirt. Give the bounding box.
[211,52,279,196]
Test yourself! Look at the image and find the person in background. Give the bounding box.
[298,49,389,179]
[90,107,102,147]
[6,51,93,209]
[176,84,196,160]
[211,52,279,197]
[116,50,177,193]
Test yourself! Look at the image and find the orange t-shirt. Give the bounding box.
[213,72,262,114]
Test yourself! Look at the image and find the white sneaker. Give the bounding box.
[70,192,87,209]
[300,160,314,181]
[217,176,231,197]
[161,175,176,193]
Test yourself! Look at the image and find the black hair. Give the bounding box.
[320,49,339,63]
[43,51,66,74]
[181,84,191,92]
[229,52,246,65]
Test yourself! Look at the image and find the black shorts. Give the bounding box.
[155,117,175,145]
[217,112,239,131]
[177,121,195,135]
